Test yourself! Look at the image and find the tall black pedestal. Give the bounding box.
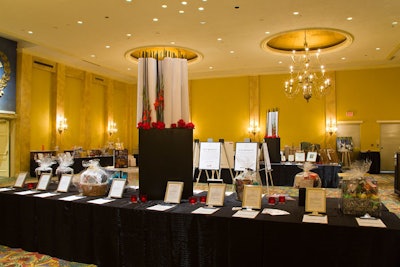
[265,138,281,163]
[139,128,193,200]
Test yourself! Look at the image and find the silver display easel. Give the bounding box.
[219,139,235,182]
[261,142,274,195]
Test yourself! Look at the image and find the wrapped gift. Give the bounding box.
[234,168,262,201]
[341,160,380,217]
[79,159,110,196]
[55,153,74,181]
[293,162,322,188]
[35,156,56,178]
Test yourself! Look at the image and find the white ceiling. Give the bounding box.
[1,0,399,84]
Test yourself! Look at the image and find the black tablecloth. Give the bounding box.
[1,185,400,267]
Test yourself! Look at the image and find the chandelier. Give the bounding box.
[283,31,331,102]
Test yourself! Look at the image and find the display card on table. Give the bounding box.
[108,178,126,198]
[57,174,73,193]
[36,173,52,191]
[206,183,226,207]
[305,188,326,216]
[164,181,184,204]
[14,172,28,188]
[242,185,262,210]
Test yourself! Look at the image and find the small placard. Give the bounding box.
[164,181,184,204]
[242,185,262,210]
[295,152,306,162]
[288,154,295,162]
[305,188,326,215]
[206,183,226,207]
[57,174,73,192]
[306,152,317,162]
[14,172,28,188]
[36,173,52,191]
[108,178,126,198]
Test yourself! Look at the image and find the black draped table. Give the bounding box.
[194,163,341,188]
[1,185,400,267]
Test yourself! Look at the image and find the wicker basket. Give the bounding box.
[80,183,109,197]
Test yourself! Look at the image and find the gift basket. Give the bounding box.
[78,159,111,196]
[234,168,262,201]
[55,153,74,181]
[341,160,380,217]
[293,162,322,188]
[35,156,57,178]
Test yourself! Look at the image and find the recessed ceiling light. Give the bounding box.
[200,21,206,25]
[153,18,159,22]
[77,20,83,24]
[202,0,207,2]
[90,54,96,58]
[265,31,270,34]
[376,47,381,51]
[179,10,185,14]
[209,66,214,70]
[181,1,187,5]
[126,33,132,37]
[105,45,111,49]
[230,50,235,54]
[127,67,131,71]
[217,38,222,41]
[278,61,282,64]
[162,4,167,8]
[28,30,33,34]
[170,41,176,44]
[293,11,299,15]
[126,0,132,2]
[341,57,346,60]
[198,7,204,11]
[347,17,353,21]
[392,21,398,26]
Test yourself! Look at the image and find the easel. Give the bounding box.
[234,142,262,188]
[193,139,200,178]
[219,139,235,182]
[341,149,352,168]
[261,142,274,195]
[196,141,223,184]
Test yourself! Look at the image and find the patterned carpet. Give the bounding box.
[0,173,398,266]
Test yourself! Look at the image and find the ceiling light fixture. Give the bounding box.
[262,28,353,102]
[283,30,331,102]
[125,46,202,64]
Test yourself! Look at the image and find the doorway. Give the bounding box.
[380,123,400,173]
[0,119,10,177]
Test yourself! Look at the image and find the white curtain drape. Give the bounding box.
[136,57,190,127]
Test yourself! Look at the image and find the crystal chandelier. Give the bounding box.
[283,31,331,102]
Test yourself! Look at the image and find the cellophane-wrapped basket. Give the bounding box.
[79,159,110,196]
[55,153,74,181]
[293,162,322,188]
[341,160,381,217]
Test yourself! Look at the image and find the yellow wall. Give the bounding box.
[336,67,400,151]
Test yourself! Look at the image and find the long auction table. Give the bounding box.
[0,185,400,267]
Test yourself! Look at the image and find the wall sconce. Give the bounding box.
[108,121,118,136]
[57,116,68,134]
[326,118,337,136]
[248,120,260,137]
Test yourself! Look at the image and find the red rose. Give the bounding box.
[186,122,195,129]
[171,123,177,128]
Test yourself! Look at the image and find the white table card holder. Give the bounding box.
[164,181,184,204]
[305,188,326,216]
[108,178,127,199]
[206,183,226,207]
[36,173,52,191]
[56,174,73,193]
[14,172,28,188]
[306,151,317,162]
[197,142,222,183]
[242,185,262,210]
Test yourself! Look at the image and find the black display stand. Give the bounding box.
[139,128,193,200]
[264,138,281,163]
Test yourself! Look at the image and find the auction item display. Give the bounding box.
[293,162,322,188]
[78,159,111,197]
[55,153,74,181]
[234,169,262,201]
[341,160,381,217]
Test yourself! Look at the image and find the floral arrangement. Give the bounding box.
[137,119,194,130]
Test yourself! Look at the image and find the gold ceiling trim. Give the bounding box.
[125,46,202,64]
[261,28,353,54]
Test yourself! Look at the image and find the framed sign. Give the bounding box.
[295,152,306,162]
[305,188,326,215]
[206,183,226,207]
[198,142,221,170]
[242,185,262,210]
[14,172,28,188]
[234,142,258,171]
[36,173,52,191]
[306,152,317,162]
[108,178,126,198]
[164,181,184,204]
[56,174,73,192]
